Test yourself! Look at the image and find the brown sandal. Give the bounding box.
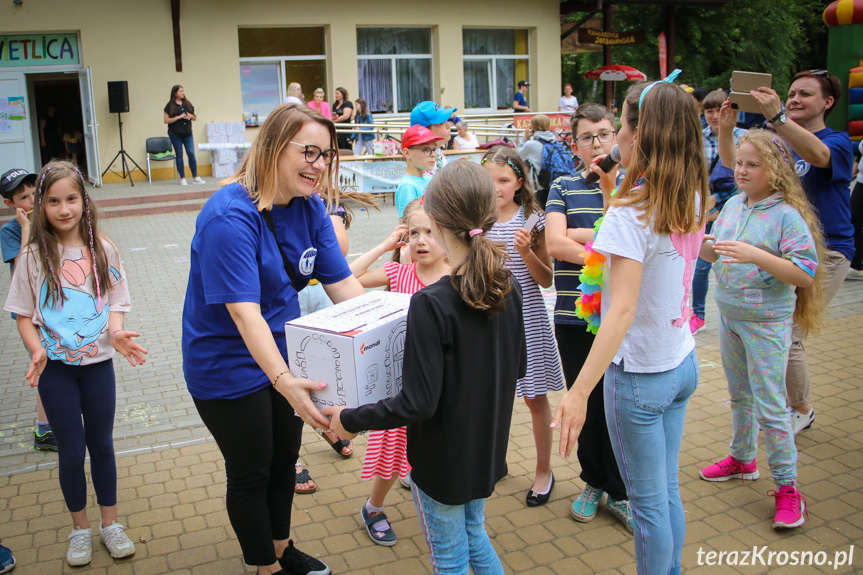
[294,468,316,494]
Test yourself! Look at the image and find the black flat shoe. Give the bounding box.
[526,473,555,507]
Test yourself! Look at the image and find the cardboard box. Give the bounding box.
[285,291,411,409]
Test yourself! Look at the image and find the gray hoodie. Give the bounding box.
[712,192,818,322]
[517,131,558,189]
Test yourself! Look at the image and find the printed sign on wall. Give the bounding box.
[0,34,80,68]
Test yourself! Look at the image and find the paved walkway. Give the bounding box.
[0,183,861,574]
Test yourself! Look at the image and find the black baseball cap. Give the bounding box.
[518,81,531,88]
[1,169,37,199]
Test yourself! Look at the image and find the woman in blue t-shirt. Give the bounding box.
[181,104,364,575]
[719,70,854,436]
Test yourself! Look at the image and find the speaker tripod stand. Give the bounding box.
[101,113,146,187]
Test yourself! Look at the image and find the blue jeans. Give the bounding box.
[691,221,713,320]
[411,482,503,575]
[167,130,197,178]
[605,349,699,575]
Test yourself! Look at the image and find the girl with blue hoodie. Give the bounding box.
[698,129,824,531]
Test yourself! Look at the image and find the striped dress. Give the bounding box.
[360,261,424,480]
[488,205,564,398]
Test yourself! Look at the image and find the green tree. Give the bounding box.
[563,0,827,104]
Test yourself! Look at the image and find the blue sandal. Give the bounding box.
[360,507,397,547]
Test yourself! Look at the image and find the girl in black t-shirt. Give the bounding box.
[327,161,527,574]
[163,85,204,185]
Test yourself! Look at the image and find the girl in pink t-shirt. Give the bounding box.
[4,161,147,567]
[348,199,449,546]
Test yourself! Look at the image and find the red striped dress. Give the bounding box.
[361,261,425,480]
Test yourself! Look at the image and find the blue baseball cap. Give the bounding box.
[410,101,457,127]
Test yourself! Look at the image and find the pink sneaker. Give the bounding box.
[770,486,807,529]
[699,455,760,482]
[689,316,706,335]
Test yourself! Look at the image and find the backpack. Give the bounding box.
[536,139,575,209]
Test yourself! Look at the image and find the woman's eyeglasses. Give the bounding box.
[289,142,338,165]
[575,131,617,148]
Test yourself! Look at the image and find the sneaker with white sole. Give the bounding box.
[399,472,411,489]
[700,455,760,482]
[770,485,807,529]
[570,484,605,522]
[99,521,135,559]
[689,315,706,335]
[0,540,16,573]
[66,527,92,566]
[605,496,634,534]
[845,267,863,281]
[790,407,814,435]
[180,178,188,186]
[192,177,206,184]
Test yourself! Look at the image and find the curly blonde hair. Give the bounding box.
[737,129,826,334]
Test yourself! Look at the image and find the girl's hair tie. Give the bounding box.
[468,228,484,238]
[506,160,524,179]
[638,69,683,109]
[772,137,790,165]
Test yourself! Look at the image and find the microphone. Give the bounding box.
[584,144,621,186]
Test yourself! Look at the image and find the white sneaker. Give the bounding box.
[180,178,188,186]
[399,472,412,489]
[66,527,92,566]
[99,520,135,559]
[846,268,863,281]
[192,177,206,185]
[790,407,815,436]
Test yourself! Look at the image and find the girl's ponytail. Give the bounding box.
[423,162,512,315]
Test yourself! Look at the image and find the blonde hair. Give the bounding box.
[615,81,708,234]
[530,114,550,132]
[423,162,512,315]
[287,82,302,98]
[28,160,111,308]
[223,104,339,212]
[737,130,826,333]
[314,88,325,97]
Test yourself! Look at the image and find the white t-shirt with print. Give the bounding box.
[593,203,700,372]
[559,95,579,113]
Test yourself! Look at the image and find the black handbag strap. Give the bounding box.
[709,153,720,175]
[261,209,304,289]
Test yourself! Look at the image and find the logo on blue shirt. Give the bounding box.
[795,159,810,177]
[299,247,317,276]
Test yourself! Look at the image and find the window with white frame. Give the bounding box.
[357,28,432,114]
[238,27,327,121]
[463,29,529,111]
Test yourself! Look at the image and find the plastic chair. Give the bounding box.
[146,137,177,183]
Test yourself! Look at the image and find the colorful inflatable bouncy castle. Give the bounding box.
[823,0,863,136]
[848,62,863,141]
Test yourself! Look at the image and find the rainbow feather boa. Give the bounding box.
[574,215,606,334]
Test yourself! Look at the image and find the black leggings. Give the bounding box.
[555,323,627,501]
[851,181,862,270]
[193,385,303,566]
[38,359,117,512]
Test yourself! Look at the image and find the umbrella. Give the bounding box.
[584,64,647,82]
[584,65,647,109]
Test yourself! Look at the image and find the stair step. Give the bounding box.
[0,188,217,224]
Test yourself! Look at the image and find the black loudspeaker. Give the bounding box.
[107,81,129,114]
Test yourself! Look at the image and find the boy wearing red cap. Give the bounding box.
[396,125,444,218]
